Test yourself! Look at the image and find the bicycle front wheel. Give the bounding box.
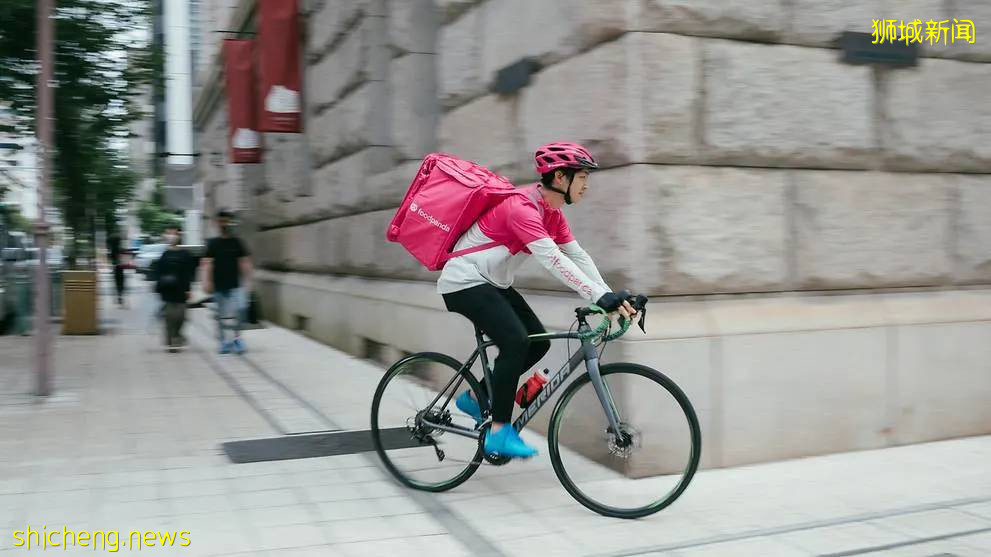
[370,352,485,492]
[548,363,701,519]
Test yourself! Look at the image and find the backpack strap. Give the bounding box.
[528,185,545,217]
[445,240,502,262]
[442,188,533,263]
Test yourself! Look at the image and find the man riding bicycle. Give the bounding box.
[438,142,638,460]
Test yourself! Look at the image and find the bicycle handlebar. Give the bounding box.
[577,292,648,342]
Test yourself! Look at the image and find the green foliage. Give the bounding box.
[0,203,32,234]
[0,0,155,245]
[137,180,183,237]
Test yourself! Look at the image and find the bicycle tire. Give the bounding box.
[547,363,702,519]
[370,351,486,492]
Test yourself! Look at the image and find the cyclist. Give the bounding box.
[438,142,637,459]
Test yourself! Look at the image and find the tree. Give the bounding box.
[1,205,33,234]
[0,0,157,261]
[0,202,33,238]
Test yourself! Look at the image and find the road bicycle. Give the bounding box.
[370,293,701,519]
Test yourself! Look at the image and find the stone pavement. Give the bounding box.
[1,274,990,556]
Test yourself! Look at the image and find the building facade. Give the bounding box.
[0,109,38,221]
[152,0,205,245]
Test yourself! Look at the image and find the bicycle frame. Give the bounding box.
[420,319,625,443]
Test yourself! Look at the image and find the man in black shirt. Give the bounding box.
[155,226,195,351]
[202,210,253,354]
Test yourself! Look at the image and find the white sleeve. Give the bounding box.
[558,240,611,293]
[526,238,610,302]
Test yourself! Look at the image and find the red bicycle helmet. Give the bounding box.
[534,142,599,175]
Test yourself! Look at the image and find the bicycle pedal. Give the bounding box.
[483,452,512,466]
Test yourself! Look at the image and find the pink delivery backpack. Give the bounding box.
[386,153,525,271]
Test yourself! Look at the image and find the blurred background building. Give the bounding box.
[150,0,204,245]
[0,116,39,221]
[1,107,64,248]
[190,0,991,469]
[125,83,157,245]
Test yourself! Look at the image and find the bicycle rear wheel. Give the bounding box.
[371,352,485,492]
[548,363,701,519]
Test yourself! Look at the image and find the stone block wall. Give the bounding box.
[196,0,991,307]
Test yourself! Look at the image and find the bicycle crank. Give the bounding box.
[479,425,511,466]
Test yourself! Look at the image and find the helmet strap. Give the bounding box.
[543,175,574,205]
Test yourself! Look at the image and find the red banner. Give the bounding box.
[223,39,262,164]
[258,0,302,132]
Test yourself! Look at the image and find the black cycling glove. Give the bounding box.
[595,290,630,312]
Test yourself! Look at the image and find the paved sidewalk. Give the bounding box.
[1,278,990,556]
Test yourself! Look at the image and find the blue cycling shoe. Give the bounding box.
[484,425,538,459]
[455,391,484,426]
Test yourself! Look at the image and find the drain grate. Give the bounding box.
[222,428,425,463]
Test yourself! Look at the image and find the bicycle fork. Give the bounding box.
[582,341,625,443]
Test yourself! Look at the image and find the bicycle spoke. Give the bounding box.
[403,383,421,413]
[401,458,477,470]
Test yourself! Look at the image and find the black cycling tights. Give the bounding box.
[443,284,550,423]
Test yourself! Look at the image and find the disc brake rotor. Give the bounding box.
[606,422,642,459]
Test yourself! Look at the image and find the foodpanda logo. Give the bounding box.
[410,201,450,232]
